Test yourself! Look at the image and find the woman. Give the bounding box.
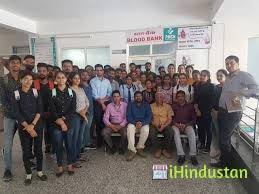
[136,72,146,92]
[142,79,156,104]
[161,74,173,104]
[48,71,76,176]
[192,70,201,87]
[210,69,228,165]
[194,70,215,153]
[172,73,179,87]
[13,72,47,185]
[69,72,89,167]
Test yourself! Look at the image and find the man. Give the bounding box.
[158,66,165,75]
[80,70,95,149]
[126,91,152,161]
[115,68,122,82]
[102,90,127,154]
[34,63,54,153]
[215,55,258,168]
[120,75,138,103]
[149,92,173,159]
[108,68,120,91]
[23,55,35,72]
[129,63,136,74]
[73,65,79,73]
[90,64,112,147]
[0,55,22,181]
[167,64,175,80]
[61,59,73,76]
[144,62,156,78]
[172,90,198,166]
[178,64,186,74]
[85,65,95,79]
[119,70,127,86]
[186,65,194,85]
[119,63,126,72]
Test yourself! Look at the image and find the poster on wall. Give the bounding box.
[177,26,212,49]
[30,37,57,66]
[126,28,163,44]
[163,27,178,42]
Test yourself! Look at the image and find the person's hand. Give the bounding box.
[211,108,218,119]
[27,128,37,138]
[55,118,64,126]
[175,123,181,129]
[61,123,68,132]
[101,104,107,111]
[114,124,123,131]
[136,122,142,129]
[22,121,29,130]
[83,115,88,123]
[180,124,186,132]
[196,108,201,117]
[25,124,35,133]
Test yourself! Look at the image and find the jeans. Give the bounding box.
[210,113,221,163]
[82,114,93,148]
[149,126,173,150]
[93,101,106,146]
[18,126,43,174]
[218,109,242,167]
[52,127,74,167]
[173,125,197,156]
[3,117,17,171]
[71,114,85,162]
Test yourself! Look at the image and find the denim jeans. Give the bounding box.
[52,126,74,167]
[82,114,93,147]
[3,117,17,171]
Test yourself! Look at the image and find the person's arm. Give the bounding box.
[172,87,177,102]
[119,85,125,102]
[186,105,197,126]
[33,91,43,125]
[240,73,258,97]
[12,92,26,125]
[106,80,112,99]
[142,104,152,126]
[90,79,99,100]
[103,104,111,126]
[126,102,135,124]
[120,103,128,127]
[164,106,173,127]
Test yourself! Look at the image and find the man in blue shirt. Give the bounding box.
[126,91,152,161]
[90,64,112,147]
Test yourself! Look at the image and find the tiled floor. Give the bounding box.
[0,133,247,194]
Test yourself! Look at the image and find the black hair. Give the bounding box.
[176,90,186,96]
[121,70,127,74]
[62,59,73,66]
[158,66,165,71]
[9,55,21,63]
[126,75,132,79]
[85,65,93,69]
[134,91,142,97]
[136,65,141,69]
[217,69,228,77]
[168,63,175,68]
[129,63,136,67]
[145,79,152,84]
[55,71,66,79]
[112,90,121,96]
[68,71,80,85]
[163,74,171,80]
[145,62,151,66]
[201,70,211,83]
[53,66,61,71]
[186,65,194,70]
[73,65,79,69]
[95,64,103,70]
[104,65,111,69]
[37,63,48,69]
[20,71,34,80]
[173,73,179,79]
[120,63,126,67]
[140,72,146,77]
[225,55,239,63]
[178,73,187,78]
[192,70,200,75]
[24,55,35,60]
[115,68,122,72]
[109,68,116,72]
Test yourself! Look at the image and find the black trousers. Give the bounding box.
[218,109,242,167]
[18,126,43,174]
[149,126,173,150]
[197,113,212,149]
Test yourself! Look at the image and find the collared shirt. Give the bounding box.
[72,87,89,113]
[151,103,173,126]
[103,101,127,127]
[12,88,43,125]
[90,76,112,100]
[126,101,152,126]
[110,79,120,91]
[120,84,138,103]
[0,73,21,118]
[171,103,196,126]
[219,70,258,110]
[161,86,173,104]
[48,86,76,125]
[82,84,94,116]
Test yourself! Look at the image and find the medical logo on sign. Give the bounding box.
[163,28,178,42]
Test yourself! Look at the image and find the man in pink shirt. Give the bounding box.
[102,90,127,154]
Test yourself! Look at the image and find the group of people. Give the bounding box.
[0,54,257,185]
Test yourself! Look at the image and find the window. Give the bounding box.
[152,43,176,55]
[12,46,30,55]
[129,45,150,56]
[62,47,110,69]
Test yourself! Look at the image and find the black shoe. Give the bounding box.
[3,170,12,182]
[24,177,32,186]
[118,148,125,155]
[177,156,185,166]
[37,174,47,181]
[109,146,116,154]
[190,156,199,166]
[45,145,51,154]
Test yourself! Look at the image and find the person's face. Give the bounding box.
[130,65,136,72]
[47,66,54,72]
[126,77,133,85]
[155,77,162,85]
[179,75,187,85]
[156,93,164,104]
[121,71,127,79]
[73,67,79,72]
[109,71,116,79]
[56,73,67,86]
[193,73,200,82]
[80,71,90,82]
[135,68,141,76]
[163,76,171,85]
[168,65,175,74]
[120,64,126,71]
[62,63,73,73]
[37,67,48,80]
[146,81,152,89]
[176,93,185,104]
[160,71,166,78]
[86,66,93,75]
[24,58,35,71]
[95,67,104,77]
[217,72,226,84]
[159,67,165,73]
[116,70,122,78]
[145,63,151,71]
[134,93,143,103]
[178,65,186,74]
[9,59,21,72]
[140,74,146,83]
[200,72,209,83]
[72,74,81,86]
[186,67,193,77]
[21,75,33,88]
[131,72,137,81]
[113,93,121,103]
[147,74,154,81]
[225,59,239,73]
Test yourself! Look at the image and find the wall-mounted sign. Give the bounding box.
[126,28,163,44]
[112,49,126,54]
[177,26,212,49]
[163,27,178,42]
